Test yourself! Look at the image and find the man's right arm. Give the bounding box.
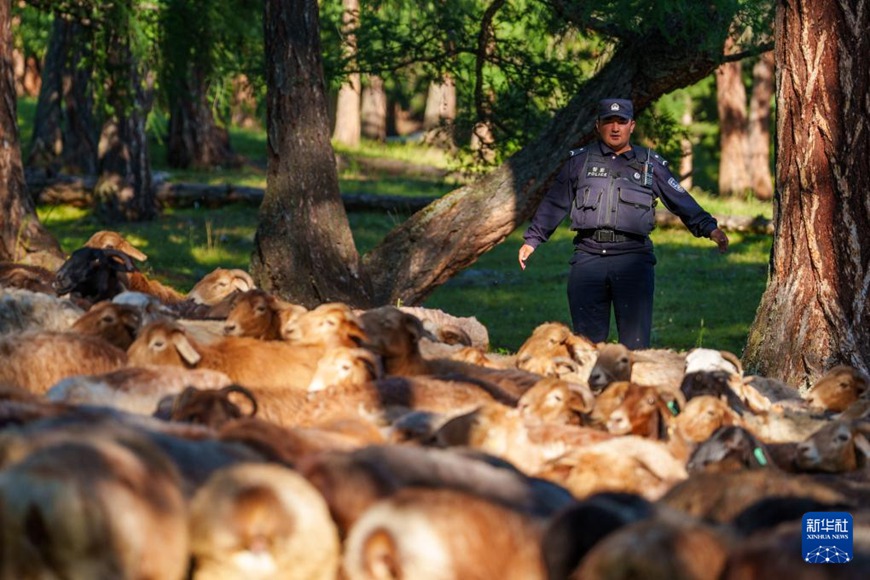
[522,158,576,249]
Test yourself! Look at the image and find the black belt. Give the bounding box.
[581,229,641,243]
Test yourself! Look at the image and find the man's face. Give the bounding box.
[596,116,635,153]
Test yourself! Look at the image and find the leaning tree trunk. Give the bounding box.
[744,0,870,388]
[716,35,750,197]
[0,0,62,263]
[363,27,734,305]
[746,50,774,201]
[251,0,371,308]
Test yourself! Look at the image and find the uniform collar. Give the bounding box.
[597,141,638,160]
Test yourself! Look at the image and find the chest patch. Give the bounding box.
[586,165,609,178]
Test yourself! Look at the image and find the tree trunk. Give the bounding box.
[331,0,361,147]
[166,70,237,170]
[364,34,733,305]
[96,27,156,222]
[747,50,774,201]
[252,0,370,308]
[716,35,750,197]
[423,76,456,146]
[0,0,62,262]
[679,92,694,190]
[360,74,386,141]
[744,0,870,388]
[27,15,98,175]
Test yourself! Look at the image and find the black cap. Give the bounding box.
[598,98,634,120]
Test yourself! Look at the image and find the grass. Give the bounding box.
[22,94,773,356]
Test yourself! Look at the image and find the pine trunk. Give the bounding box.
[166,70,237,170]
[716,36,750,197]
[744,0,870,387]
[252,0,370,308]
[360,75,386,142]
[331,0,361,147]
[747,50,774,201]
[0,0,62,262]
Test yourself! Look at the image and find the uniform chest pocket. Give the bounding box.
[574,186,602,210]
[618,188,653,210]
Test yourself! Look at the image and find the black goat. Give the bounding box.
[54,247,137,304]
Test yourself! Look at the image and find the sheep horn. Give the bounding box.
[220,384,258,417]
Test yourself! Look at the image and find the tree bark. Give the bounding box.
[0,0,62,262]
[423,76,456,146]
[747,50,774,201]
[744,0,870,388]
[96,19,156,223]
[27,15,99,175]
[166,70,237,170]
[716,35,750,197]
[679,92,694,190]
[360,74,386,142]
[331,0,361,147]
[252,0,370,308]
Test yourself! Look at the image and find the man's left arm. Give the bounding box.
[650,153,727,251]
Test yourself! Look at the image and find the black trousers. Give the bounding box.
[567,250,656,349]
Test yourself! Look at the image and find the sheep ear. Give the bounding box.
[853,432,870,467]
[171,332,202,365]
[741,382,772,413]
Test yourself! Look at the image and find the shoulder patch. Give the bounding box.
[667,177,686,192]
[569,147,586,157]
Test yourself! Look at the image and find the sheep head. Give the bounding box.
[127,321,202,367]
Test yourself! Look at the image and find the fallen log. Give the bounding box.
[26,171,772,234]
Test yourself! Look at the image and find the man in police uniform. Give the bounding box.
[518,98,729,349]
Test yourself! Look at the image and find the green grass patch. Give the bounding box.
[39,201,771,356]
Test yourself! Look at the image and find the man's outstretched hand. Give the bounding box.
[518,244,535,270]
[710,228,729,254]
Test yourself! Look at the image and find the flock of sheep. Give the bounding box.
[0,230,868,579]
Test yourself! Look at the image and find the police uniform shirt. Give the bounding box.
[523,141,720,256]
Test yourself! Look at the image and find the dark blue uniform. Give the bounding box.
[523,140,719,348]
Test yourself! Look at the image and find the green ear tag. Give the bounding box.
[667,400,679,416]
[753,447,769,466]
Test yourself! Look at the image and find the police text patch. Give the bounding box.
[587,166,609,178]
[667,177,685,192]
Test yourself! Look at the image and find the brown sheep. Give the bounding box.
[223,289,307,340]
[605,383,683,440]
[514,321,598,379]
[162,384,259,429]
[0,262,57,294]
[0,332,128,395]
[282,301,367,347]
[126,320,324,390]
[71,300,143,350]
[0,431,189,580]
[187,268,256,306]
[188,462,340,580]
[795,419,870,473]
[572,512,733,580]
[361,306,542,400]
[539,436,688,501]
[516,376,595,426]
[342,487,548,580]
[46,365,235,415]
[805,365,869,412]
[83,230,149,261]
[587,342,686,394]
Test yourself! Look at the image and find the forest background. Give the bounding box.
[9,0,775,356]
